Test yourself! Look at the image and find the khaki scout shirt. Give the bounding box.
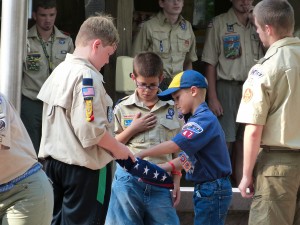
[237,37,300,148]
[22,25,74,100]
[133,11,198,78]
[0,94,37,184]
[114,91,183,164]
[202,8,264,81]
[37,54,114,170]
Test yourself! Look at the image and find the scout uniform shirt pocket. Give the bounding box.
[223,34,241,59]
[26,53,41,71]
[151,32,170,58]
[250,31,262,60]
[159,118,180,142]
[177,33,192,53]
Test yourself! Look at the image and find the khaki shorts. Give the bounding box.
[249,149,300,225]
[216,80,244,142]
[0,170,53,225]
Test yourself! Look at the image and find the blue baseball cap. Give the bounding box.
[158,70,208,101]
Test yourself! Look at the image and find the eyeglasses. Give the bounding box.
[135,81,159,90]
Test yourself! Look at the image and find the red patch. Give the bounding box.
[182,130,194,139]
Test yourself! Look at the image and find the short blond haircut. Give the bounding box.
[75,14,120,47]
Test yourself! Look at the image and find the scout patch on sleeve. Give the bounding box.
[181,122,203,139]
[107,106,113,123]
[250,68,263,78]
[82,87,95,97]
[242,88,253,103]
[223,35,241,59]
[0,119,6,131]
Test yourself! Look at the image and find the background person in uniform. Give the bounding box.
[132,0,198,90]
[136,70,232,225]
[37,15,135,225]
[236,1,300,224]
[0,93,53,225]
[21,0,74,154]
[105,52,182,225]
[201,0,264,185]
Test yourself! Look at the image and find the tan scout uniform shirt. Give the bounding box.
[37,54,114,170]
[114,91,183,164]
[202,8,264,81]
[0,94,37,184]
[133,11,198,78]
[237,37,300,148]
[22,25,74,100]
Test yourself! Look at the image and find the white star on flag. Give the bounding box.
[134,163,139,170]
[161,174,167,181]
[153,170,159,179]
[143,166,149,175]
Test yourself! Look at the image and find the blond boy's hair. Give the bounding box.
[75,14,120,47]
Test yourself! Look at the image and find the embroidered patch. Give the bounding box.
[107,106,113,123]
[242,88,253,103]
[166,108,174,120]
[223,35,241,59]
[59,39,65,44]
[82,87,95,97]
[0,120,6,131]
[182,122,203,134]
[181,122,203,139]
[250,68,263,78]
[123,118,133,127]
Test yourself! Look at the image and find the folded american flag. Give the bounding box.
[116,158,174,189]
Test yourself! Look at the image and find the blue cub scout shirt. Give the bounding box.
[172,102,232,183]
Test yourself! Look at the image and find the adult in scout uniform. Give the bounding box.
[0,93,53,225]
[37,15,134,225]
[132,0,198,89]
[236,1,300,224]
[21,0,74,153]
[201,0,264,185]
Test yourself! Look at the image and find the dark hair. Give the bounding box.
[33,0,57,12]
[133,52,163,78]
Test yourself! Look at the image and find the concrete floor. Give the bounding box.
[177,210,249,225]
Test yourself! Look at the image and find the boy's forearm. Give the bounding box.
[137,141,180,158]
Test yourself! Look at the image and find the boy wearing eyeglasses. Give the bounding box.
[105,52,183,225]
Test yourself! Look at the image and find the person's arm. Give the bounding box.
[115,112,157,144]
[98,131,135,161]
[135,141,180,159]
[238,124,263,198]
[183,60,193,70]
[205,63,223,116]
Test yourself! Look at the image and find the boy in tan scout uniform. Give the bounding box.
[0,93,53,225]
[132,0,198,89]
[201,0,264,185]
[37,15,134,225]
[237,1,300,224]
[105,52,182,225]
[21,0,74,153]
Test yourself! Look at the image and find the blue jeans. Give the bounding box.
[193,177,232,225]
[105,165,179,225]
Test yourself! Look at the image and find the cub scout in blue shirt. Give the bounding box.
[136,70,232,225]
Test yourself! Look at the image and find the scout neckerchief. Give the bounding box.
[37,31,54,73]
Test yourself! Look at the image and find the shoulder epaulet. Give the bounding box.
[257,57,267,65]
[61,30,71,36]
[115,95,130,106]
